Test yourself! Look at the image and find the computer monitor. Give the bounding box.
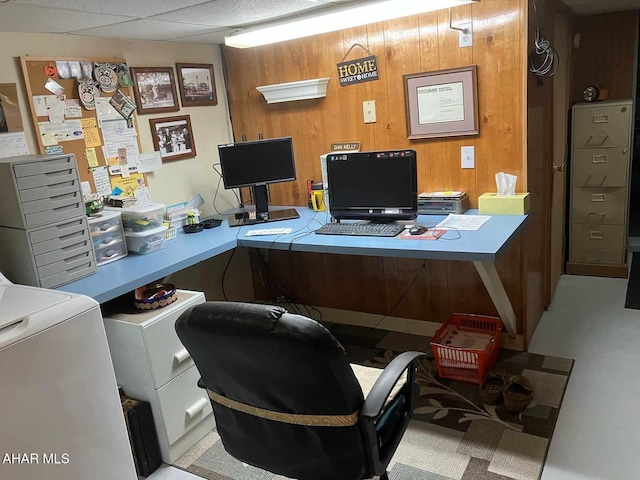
[326,150,418,222]
[218,137,299,226]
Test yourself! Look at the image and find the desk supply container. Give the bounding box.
[0,154,97,287]
[89,211,128,266]
[125,225,168,254]
[106,203,165,233]
[430,314,502,384]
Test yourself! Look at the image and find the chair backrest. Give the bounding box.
[175,302,368,480]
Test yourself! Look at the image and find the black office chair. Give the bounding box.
[175,301,426,480]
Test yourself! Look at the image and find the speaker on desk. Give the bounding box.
[120,391,162,477]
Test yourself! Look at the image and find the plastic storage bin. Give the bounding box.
[105,203,165,233]
[89,211,128,266]
[430,314,502,384]
[125,225,168,254]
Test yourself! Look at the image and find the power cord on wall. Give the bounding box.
[529,0,558,79]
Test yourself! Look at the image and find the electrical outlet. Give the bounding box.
[459,23,473,48]
[363,100,376,123]
[461,146,475,169]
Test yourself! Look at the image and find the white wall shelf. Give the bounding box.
[256,77,330,104]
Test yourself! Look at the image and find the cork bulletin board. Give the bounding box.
[20,56,146,194]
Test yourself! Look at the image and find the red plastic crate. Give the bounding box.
[430,313,502,384]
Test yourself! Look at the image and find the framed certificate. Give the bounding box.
[404,66,478,139]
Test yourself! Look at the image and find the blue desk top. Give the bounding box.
[58,208,527,303]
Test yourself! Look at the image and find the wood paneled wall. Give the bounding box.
[223,1,527,208]
[570,11,638,104]
[223,1,533,337]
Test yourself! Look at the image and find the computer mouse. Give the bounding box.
[409,225,428,235]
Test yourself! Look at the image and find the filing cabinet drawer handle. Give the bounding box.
[587,212,606,217]
[185,398,209,419]
[586,135,609,146]
[589,231,604,240]
[590,194,606,202]
[593,114,609,123]
[592,155,607,164]
[587,248,605,253]
[173,349,191,364]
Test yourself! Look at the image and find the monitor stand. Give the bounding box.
[227,184,299,227]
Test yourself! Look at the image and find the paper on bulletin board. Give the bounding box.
[38,120,84,143]
[81,117,97,129]
[33,95,55,117]
[95,97,122,127]
[92,166,112,196]
[64,99,82,118]
[136,151,162,173]
[103,137,139,165]
[84,127,101,148]
[85,147,99,167]
[0,132,29,158]
[0,83,24,132]
[101,118,136,143]
[46,96,65,124]
[110,173,144,198]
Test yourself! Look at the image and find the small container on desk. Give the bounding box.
[430,314,502,384]
[105,203,165,233]
[125,225,168,254]
[88,210,128,266]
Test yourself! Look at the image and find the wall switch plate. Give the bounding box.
[461,146,475,169]
[363,100,376,123]
[459,23,473,48]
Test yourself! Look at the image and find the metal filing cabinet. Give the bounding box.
[567,100,633,277]
[0,154,97,287]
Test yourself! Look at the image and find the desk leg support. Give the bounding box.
[473,261,517,338]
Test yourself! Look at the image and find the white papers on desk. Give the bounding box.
[0,132,29,158]
[436,214,491,231]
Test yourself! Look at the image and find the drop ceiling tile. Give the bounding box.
[72,18,221,41]
[0,4,134,33]
[12,0,213,19]
[169,29,236,44]
[153,0,332,27]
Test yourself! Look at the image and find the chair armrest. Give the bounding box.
[360,351,426,420]
[197,378,206,389]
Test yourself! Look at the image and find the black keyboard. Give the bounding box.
[315,222,405,237]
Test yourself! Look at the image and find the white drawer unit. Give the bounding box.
[0,215,97,288]
[102,290,214,464]
[568,100,633,277]
[0,154,85,229]
[88,211,128,266]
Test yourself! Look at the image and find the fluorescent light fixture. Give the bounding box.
[225,0,479,48]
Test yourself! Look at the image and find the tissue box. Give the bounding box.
[478,193,530,215]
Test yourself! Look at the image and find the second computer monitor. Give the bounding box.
[326,150,418,222]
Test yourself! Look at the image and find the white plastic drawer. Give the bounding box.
[39,260,96,288]
[15,169,78,190]
[32,228,90,256]
[157,366,213,446]
[24,202,85,228]
[29,217,87,244]
[18,180,80,203]
[34,239,92,267]
[22,191,82,214]
[95,242,127,266]
[37,249,94,277]
[13,156,76,177]
[143,293,205,388]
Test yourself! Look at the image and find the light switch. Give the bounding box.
[461,146,475,169]
[363,100,376,123]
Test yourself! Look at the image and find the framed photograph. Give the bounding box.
[130,67,179,115]
[176,63,217,107]
[149,115,196,162]
[404,65,478,139]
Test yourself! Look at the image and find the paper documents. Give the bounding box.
[436,214,490,231]
[0,132,29,158]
